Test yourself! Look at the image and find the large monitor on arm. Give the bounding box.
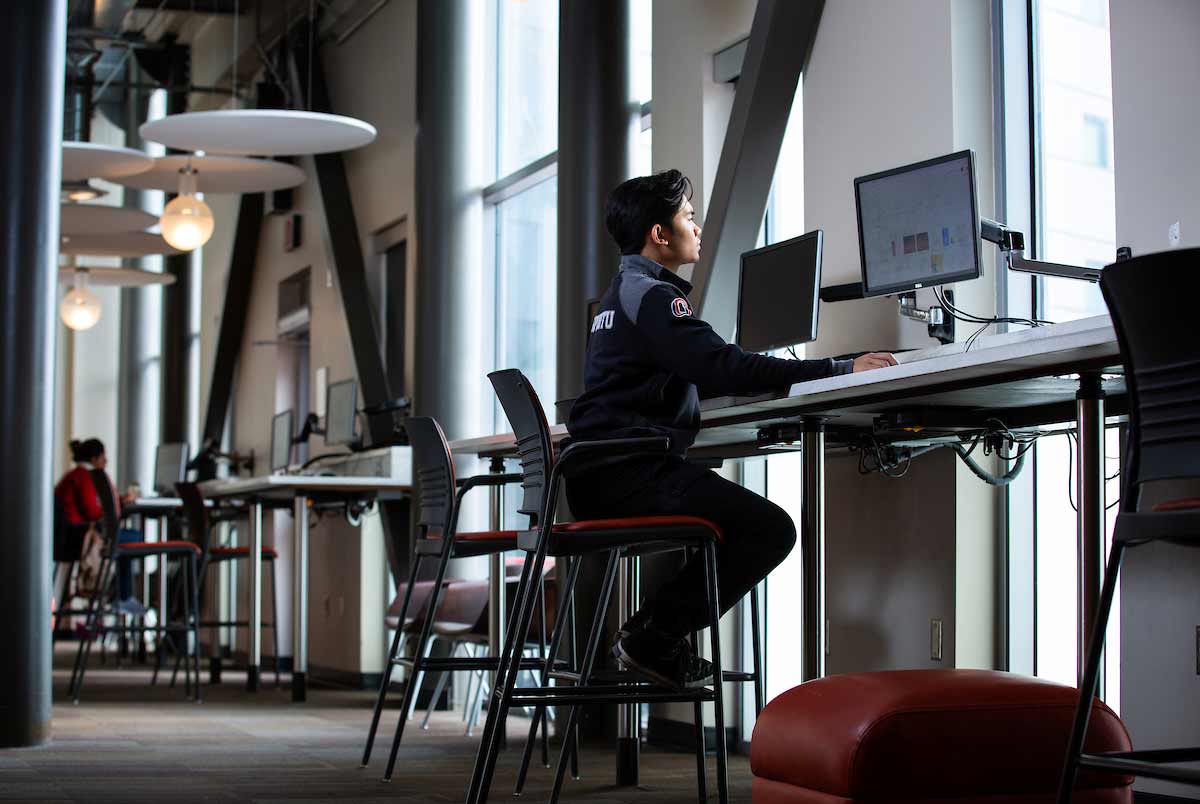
[270,410,294,473]
[736,229,823,353]
[153,443,189,496]
[854,150,981,297]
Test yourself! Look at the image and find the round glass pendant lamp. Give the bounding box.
[60,270,102,331]
[160,166,214,251]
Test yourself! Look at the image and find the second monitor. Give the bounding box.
[325,378,358,447]
[737,229,823,354]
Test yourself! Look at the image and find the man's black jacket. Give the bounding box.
[566,254,852,464]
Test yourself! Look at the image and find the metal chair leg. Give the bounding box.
[690,631,707,803]
[546,550,622,804]
[703,543,729,804]
[422,640,460,730]
[750,583,765,716]
[513,556,584,796]
[1056,539,1126,804]
[270,557,281,686]
[362,555,423,768]
[189,554,202,702]
[70,556,112,702]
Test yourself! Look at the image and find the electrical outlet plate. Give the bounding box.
[931,618,944,661]
[1169,221,1181,248]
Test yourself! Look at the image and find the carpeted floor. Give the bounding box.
[0,646,751,803]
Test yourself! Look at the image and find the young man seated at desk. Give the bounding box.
[564,170,896,688]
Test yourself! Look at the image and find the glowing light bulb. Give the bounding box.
[60,271,101,331]
[160,166,214,251]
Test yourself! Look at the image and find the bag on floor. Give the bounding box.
[76,524,106,598]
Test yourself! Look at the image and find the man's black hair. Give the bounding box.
[605,170,694,256]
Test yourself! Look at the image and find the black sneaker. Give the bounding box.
[613,626,715,690]
[612,606,654,650]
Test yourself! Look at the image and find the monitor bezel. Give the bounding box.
[736,229,823,354]
[153,442,189,496]
[854,149,981,298]
[270,409,294,472]
[324,378,358,447]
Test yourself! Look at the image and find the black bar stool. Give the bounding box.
[69,469,202,703]
[360,415,560,782]
[466,368,738,804]
[1058,248,1200,799]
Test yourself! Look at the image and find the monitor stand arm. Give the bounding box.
[981,217,1102,282]
[898,290,955,345]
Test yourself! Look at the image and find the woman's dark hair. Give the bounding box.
[70,438,105,463]
[604,170,694,256]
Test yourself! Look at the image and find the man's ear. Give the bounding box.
[650,223,668,246]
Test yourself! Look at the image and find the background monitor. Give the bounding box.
[325,378,358,446]
[736,230,823,353]
[270,410,294,472]
[153,442,189,497]
[855,149,981,297]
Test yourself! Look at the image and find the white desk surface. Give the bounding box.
[449,315,1121,457]
[199,474,411,499]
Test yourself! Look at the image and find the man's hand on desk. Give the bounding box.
[852,352,898,372]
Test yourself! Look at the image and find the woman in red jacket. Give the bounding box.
[54,438,145,616]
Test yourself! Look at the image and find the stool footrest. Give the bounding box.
[1079,749,1200,784]
[392,656,558,671]
[509,683,713,707]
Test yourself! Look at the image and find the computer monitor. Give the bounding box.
[854,149,981,297]
[325,378,358,446]
[153,442,189,497]
[736,230,823,353]
[270,410,294,473]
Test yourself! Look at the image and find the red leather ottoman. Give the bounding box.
[751,670,1132,804]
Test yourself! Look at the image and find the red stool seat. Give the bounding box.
[751,670,1132,804]
[116,540,201,556]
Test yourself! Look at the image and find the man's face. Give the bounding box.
[666,199,702,265]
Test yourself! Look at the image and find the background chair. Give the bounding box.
[175,482,281,686]
[1058,247,1200,799]
[68,469,202,702]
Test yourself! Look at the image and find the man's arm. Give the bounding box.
[634,285,855,397]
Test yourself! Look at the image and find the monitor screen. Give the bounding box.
[325,379,358,446]
[736,230,823,353]
[153,442,188,497]
[270,410,294,472]
[855,150,981,297]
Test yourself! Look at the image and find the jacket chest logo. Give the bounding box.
[590,309,615,333]
[671,297,692,318]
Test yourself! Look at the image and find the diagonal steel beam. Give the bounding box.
[689,0,825,340]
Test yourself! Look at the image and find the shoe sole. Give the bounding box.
[613,640,683,690]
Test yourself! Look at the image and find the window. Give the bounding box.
[487,0,561,433]
[497,0,559,179]
[1032,0,1115,323]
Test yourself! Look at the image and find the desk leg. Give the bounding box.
[247,502,263,692]
[801,418,826,682]
[1076,374,1105,687]
[292,495,310,702]
[487,457,506,747]
[616,554,640,786]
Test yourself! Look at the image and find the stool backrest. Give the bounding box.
[488,368,554,526]
[88,468,120,545]
[1100,247,1200,506]
[175,482,213,557]
[404,416,456,536]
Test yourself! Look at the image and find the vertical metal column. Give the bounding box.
[487,458,506,689]
[0,0,65,748]
[246,502,263,691]
[1075,373,1105,685]
[616,554,641,785]
[293,495,310,702]
[800,417,826,681]
[158,518,170,650]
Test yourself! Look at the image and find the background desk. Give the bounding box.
[198,475,410,700]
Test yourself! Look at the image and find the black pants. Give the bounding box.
[565,456,796,638]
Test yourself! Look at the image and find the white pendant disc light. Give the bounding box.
[60,203,158,235]
[139,109,376,156]
[60,231,184,258]
[61,142,154,182]
[115,154,306,194]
